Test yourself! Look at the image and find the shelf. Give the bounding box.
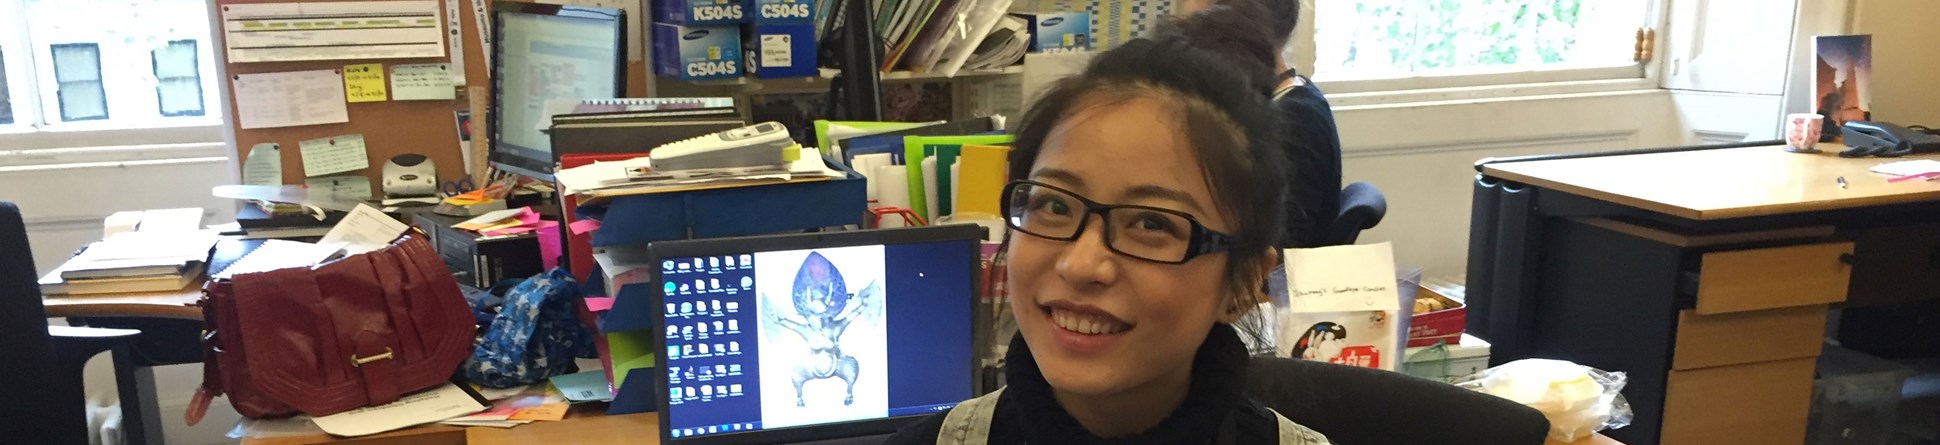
[664,65,1025,88]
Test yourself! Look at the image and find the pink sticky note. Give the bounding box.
[481,226,537,237]
[568,219,602,235]
[584,297,616,312]
[515,208,543,225]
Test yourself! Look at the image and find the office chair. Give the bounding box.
[1320,182,1387,246]
[0,201,149,445]
[1247,356,1551,445]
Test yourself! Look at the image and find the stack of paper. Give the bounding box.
[959,17,1030,71]
[312,383,486,437]
[440,385,570,428]
[39,217,218,296]
[555,147,847,198]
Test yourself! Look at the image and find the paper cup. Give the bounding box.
[1785,113,1825,153]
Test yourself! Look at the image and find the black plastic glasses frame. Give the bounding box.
[1001,180,1237,264]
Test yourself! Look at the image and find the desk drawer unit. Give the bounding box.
[1692,242,1853,314]
[1660,357,1817,445]
[1671,306,1827,371]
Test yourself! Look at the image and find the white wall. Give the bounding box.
[1848,0,1940,126]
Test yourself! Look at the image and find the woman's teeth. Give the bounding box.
[1050,308,1129,335]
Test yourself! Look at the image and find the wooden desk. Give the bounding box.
[240,405,660,445]
[1467,143,1940,445]
[1484,144,1940,220]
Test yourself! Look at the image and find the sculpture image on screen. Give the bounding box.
[757,246,888,428]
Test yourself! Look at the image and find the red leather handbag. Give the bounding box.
[185,234,475,424]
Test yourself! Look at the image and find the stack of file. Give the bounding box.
[39,231,216,295]
[547,107,745,159]
[866,0,1027,74]
[235,204,345,239]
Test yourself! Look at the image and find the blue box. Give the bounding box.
[652,23,744,81]
[653,0,746,25]
[1013,12,1090,52]
[751,0,814,24]
[741,24,817,78]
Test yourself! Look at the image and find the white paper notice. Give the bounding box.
[220,1,446,63]
[391,63,457,100]
[242,143,284,186]
[232,70,350,129]
[299,134,371,177]
[321,204,411,255]
[761,34,793,67]
[304,175,374,201]
[1283,242,1403,313]
[312,383,485,437]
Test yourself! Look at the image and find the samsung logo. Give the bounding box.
[684,30,710,39]
[1042,17,1064,26]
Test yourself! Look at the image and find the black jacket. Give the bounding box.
[884,324,1286,445]
[1274,76,1343,248]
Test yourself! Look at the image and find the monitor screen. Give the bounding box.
[489,2,624,180]
[650,226,982,443]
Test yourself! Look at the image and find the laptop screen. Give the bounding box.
[653,227,980,442]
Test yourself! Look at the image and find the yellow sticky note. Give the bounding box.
[508,402,568,421]
[343,63,388,103]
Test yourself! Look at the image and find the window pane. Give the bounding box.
[1,46,12,125]
[1315,0,1648,80]
[52,43,108,121]
[153,40,203,116]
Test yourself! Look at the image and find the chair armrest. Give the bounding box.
[1323,182,1387,245]
[49,325,142,371]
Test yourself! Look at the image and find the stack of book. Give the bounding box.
[38,231,216,295]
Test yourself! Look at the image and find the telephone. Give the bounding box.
[649,122,794,171]
[1839,120,1940,158]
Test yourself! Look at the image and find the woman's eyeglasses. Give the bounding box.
[1001,180,1236,264]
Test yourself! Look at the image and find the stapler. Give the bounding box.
[649,122,794,171]
[381,154,442,206]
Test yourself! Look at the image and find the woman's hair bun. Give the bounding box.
[1147,0,1297,94]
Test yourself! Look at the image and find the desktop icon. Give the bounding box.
[671,387,682,398]
[726,301,740,312]
[680,284,691,294]
[667,325,678,336]
[685,369,697,380]
[715,343,725,354]
[740,254,752,266]
[715,364,726,375]
[665,282,677,295]
[702,385,713,396]
[730,364,741,373]
[712,300,722,312]
[728,320,738,331]
[683,344,693,355]
[693,259,704,270]
[685,387,695,398]
[695,279,705,292]
[668,346,680,358]
[682,326,693,337]
[672,430,681,438]
[710,278,720,289]
[710,257,719,269]
[666,303,676,315]
[730,384,742,394]
[741,276,752,288]
[713,321,724,331]
[709,426,719,434]
[663,260,675,271]
[699,343,710,354]
[698,322,708,334]
[680,302,692,314]
[678,261,689,271]
[725,256,735,267]
[729,341,739,352]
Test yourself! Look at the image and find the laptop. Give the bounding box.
[647,225,985,444]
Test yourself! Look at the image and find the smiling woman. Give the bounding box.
[882,0,1331,444]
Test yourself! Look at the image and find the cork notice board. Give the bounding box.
[216,0,651,192]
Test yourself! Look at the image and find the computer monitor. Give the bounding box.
[647,225,983,444]
[488,1,626,180]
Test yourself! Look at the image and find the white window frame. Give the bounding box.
[1289,0,1672,107]
[0,0,224,157]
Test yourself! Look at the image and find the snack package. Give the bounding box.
[1454,359,1633,442]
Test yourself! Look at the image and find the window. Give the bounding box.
[1,47,12,125]
[51,43,107,121]
[152,39,203,117]
[3,0,218,131]
[1305,0,1658,93]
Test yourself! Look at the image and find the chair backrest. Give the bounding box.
[1246,356,1550,445]
[0,201,79,443]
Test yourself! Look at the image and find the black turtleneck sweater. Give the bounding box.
[883,323,1283,445]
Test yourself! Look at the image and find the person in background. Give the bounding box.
[882,0,1329,443]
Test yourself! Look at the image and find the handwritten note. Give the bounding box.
[343,63,388,102]
[321,204,410,255]
[1283,242,1403,312]
[507,402,568,422]
[241,143,283,186]
[304,175,373,201]
[299,134,371,177]
[391,63,456,100]
[232,70,349,129]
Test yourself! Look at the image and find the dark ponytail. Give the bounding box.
[1008,0,1296,312]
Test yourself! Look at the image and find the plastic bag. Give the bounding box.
[463,268,596,388]
[1453,359,1632,442]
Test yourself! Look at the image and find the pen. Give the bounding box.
[1837,176,1847,189]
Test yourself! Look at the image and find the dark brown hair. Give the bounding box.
[1008,0,1295,310]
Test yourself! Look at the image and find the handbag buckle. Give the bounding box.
[351,348,395,367]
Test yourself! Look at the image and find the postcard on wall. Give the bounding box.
[299,134,371,177]
[1277,309,1398,371]
[1813,34,1872,130]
